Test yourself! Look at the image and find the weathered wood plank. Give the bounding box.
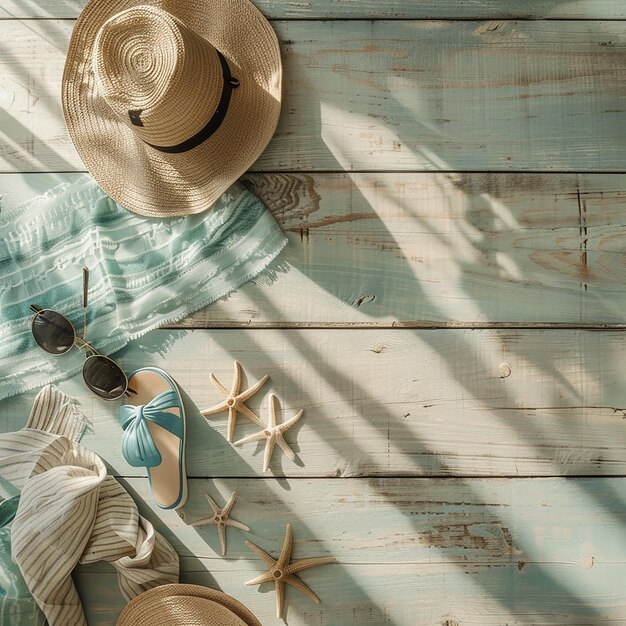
[2,20,626,173]
[71,476,626,625]
[124,477,626,564]
[76,562,626,625]
[2,328,626,477]
[4,0,626,20]
[4,172,626,325]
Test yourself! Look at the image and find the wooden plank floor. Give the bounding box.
[3,20,626,173]
[1,1,625,625]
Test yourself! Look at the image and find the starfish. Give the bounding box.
[234,394,303,473]
[245,523,335,618]
[200,360,269,442]
[183,491,250,555]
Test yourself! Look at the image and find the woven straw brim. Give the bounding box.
[63,0,282,217]
[115,584,262,626]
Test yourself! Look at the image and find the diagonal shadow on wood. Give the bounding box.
[204,313,619,623]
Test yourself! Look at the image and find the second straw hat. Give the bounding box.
[62,0,282,218]
[115,584,262,626]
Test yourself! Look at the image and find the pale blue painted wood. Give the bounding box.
[76,563,626,625]
[73,477,626,626]
[2,328,626,477]
[4,172,626,326]
[4,0,626,19]
[0,1,624,624]
[130,477,626,565]
[2,21,626,172]
[68,476,626,624]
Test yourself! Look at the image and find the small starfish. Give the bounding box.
[234,394,303,473]
[184,491,250,555]
[245,523,335,619]
[200,360,269,442]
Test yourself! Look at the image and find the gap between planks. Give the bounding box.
[11,169,626,175]
[6,17,626,23]
[4,0,626,20]
[118,471,626,481]
[173,557,626,566]
[164,322,626,330]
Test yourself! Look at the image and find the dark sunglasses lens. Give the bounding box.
[83,356,127,400]
[32,310,74,355]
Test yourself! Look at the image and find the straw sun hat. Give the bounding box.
[62,0,282,217]
[116,584,262,626]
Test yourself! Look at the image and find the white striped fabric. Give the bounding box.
[0,385,179,626]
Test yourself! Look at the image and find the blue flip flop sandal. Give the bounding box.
[120,367,187,509]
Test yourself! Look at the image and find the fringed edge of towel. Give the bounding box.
[1,217,288,401]
[127,221,289,337]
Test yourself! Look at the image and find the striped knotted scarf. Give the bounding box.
[0,385,179,626]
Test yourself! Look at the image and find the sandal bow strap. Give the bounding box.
[120,389,183,468]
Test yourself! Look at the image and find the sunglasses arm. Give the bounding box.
[29,304,43,314]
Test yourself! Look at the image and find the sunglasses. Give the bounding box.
[29,267,134,401]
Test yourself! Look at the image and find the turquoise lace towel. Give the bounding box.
[0,175,287,400]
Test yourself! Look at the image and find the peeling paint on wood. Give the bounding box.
[125,477,626,564]
[5,172,626,325]
[75,561,626,625]
[2,21,626,172]
[2,328,626,477]
[67,475,626,624]
[242,173,322,221]
[2,3,625,623]
[4,0,626,19]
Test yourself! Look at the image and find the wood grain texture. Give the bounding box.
[4,172,626,325]
[2,328,626,477]
[4,0,626,20]
[76,562,626,626]
[2,4,626,623]
[123,477,626,564]
[69,477,626,625]
[2,20,626,173]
